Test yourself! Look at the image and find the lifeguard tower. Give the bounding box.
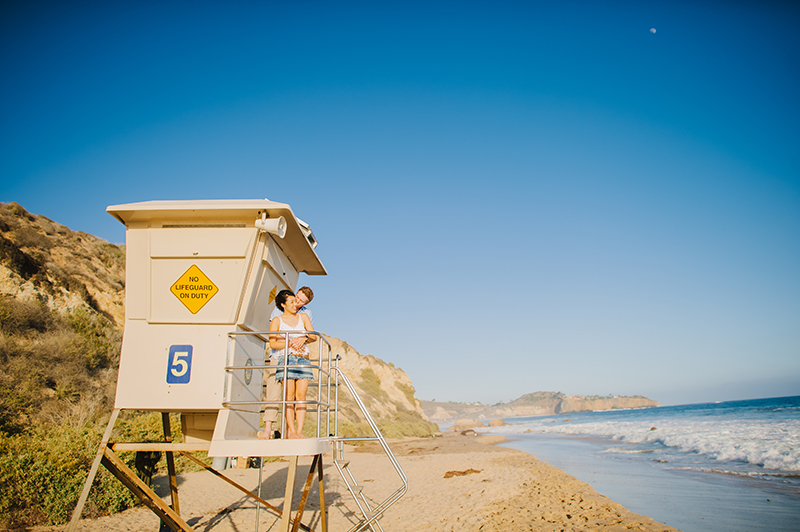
[68,200,406,532]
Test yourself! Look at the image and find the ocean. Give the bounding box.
[474,395,800,532]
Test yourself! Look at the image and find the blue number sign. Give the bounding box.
[167,345,193,384]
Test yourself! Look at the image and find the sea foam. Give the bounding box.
[480,396,800,473]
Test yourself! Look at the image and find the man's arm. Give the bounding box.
[300,307,313,327]
[300,312,316,343]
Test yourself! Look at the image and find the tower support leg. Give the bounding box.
[162,413,180,515]
[67,409,120,532]
[291,454,326,532]
[316,454,327,532]
[281,456,299,531]
[100,445,192,531]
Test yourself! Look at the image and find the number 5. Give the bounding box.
[171,351,189,377]
[167,345,193,384]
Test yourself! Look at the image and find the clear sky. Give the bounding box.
[2,1,798,406]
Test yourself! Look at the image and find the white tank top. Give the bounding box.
[270,314,309,359]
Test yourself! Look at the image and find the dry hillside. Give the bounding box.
[0,202,125,326]
[324,335,435,437]
[0,202,125,431]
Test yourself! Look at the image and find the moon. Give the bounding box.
[650,28,657,33]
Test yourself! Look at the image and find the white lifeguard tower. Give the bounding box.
[68,200,406,532]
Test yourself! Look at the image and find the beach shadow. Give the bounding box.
[149,457,364,530]
[251,459,353,530]
[151,469,193,497]
[195,495,253,532]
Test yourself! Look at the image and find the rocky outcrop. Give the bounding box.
[449,419,485,431]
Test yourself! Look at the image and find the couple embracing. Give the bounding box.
[259,287,315,440]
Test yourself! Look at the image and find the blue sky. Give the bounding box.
[2,0,798,406]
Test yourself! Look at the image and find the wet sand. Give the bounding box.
[46,432,680,531]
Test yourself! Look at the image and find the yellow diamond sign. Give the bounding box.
[170,265,219,314]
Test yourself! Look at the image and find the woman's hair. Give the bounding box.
[274,289,295,312]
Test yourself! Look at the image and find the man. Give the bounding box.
[260,286,315,439]
[270,285,314,325]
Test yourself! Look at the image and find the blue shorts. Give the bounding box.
[275,355,313,381]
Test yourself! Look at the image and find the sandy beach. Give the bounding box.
[48,433,680,532]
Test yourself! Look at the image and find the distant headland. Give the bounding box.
[421,391,659,422]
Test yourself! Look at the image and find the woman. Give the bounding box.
[267,289,314,439]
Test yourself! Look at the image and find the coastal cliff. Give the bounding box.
[422,391,660,422]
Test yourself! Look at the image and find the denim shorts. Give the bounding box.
[275,355,313,381]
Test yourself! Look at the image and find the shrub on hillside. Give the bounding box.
[0,296,120,433]
[395,381,417,406]
[0,410,213,527]
[0,423,136,528]
[65,307,122,369]
[378,407,438,439]
[0,296,54,335]
[359,368,388,400]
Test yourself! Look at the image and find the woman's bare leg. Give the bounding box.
[284,380,298,438]
[294,379,309,438]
